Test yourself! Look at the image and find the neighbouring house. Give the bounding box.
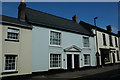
[80,21,120,66]
[0,15,32,77]
[18,1,96,73]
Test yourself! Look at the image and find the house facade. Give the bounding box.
[17,2,96,72]
[0,15,32,77]
[80,21,120,66]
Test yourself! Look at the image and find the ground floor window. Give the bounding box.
[4,55,17,72]
[50,54,61,68]
[117,51,120,61]
[84,54,90,65]
[104,53,110,62]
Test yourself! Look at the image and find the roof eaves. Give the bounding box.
[1,20,32,29]
[28,20,93,36]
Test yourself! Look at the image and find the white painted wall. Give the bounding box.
[32,25,96,72]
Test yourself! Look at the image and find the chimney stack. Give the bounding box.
[118,31,120,37]
[18,0,26,21]
[106,25,112,32]
[72,15,78,23]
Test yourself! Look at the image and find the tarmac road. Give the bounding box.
[71,69,120,80]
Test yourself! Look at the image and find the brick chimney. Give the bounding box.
[106,25,112,32]
[118,31,120,37]
[18,0,26,21]
[72,15,78,23]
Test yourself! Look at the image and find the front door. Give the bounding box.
[67,54,72,69]
[74,54,79,69]
[112,53,115,64]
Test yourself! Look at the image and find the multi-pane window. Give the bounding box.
[50,31,61,46]
[115,37,118,47]
[117,51,120,61]
[50,54,61,68]
[4,55,17,72]
[7,28,19,40]
[109,35,113,46]
[103,34,107,46]
[84,54,90,65]
[83,37,89,47]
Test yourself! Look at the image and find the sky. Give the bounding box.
[1,2,119,34]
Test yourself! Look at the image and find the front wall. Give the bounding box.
[96,30,120,65]
[32,25,96,72]
[2,25,32,77]
[0,24,2,77]
[32,26,49,72]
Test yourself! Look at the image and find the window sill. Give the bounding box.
[49,45,62,48]
[1,71,18,75]
[5,39,19,42]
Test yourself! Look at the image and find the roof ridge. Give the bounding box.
[80,21,118,35]
[26,7,78,24]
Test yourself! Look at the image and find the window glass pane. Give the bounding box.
[84,54,90,65]
[4,55,17,71]
[50,31,61,45]
[7,28,19,40]
[50,54,61,68]
[83,37,89,47]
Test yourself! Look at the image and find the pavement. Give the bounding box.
[31,64,120,79]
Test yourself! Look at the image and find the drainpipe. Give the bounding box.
[94,17,100,67]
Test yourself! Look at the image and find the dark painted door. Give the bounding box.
[112,53,115,64]
[67,54,72,69]
[100,50,105,66]
[74,54,79,69]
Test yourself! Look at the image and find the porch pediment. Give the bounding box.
[64,45,82,52]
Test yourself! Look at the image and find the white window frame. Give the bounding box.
[7,28,19,40]
[83,36,89,48]
[49,53,62,69]
[84,54,90,66]
[3,55,17,72]
[49,30,62,47]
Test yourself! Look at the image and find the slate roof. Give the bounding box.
[25,8,93,36]
[80,21,118,37]
[0,15,32,29]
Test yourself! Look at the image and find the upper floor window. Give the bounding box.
[109,35,113,46]
[83,37,89,47]
[102,34,107,46]
[50,31,61,46]
[115,37,118,47]
[7,28,19,40]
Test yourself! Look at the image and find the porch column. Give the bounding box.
[72,54,74,69]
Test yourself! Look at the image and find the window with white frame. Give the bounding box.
[50,54,61,68]
[4,55,17,72]
[7,28,19,40]
[83,37,89,47]
[50,31,61,46]
[84,54,90,65]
